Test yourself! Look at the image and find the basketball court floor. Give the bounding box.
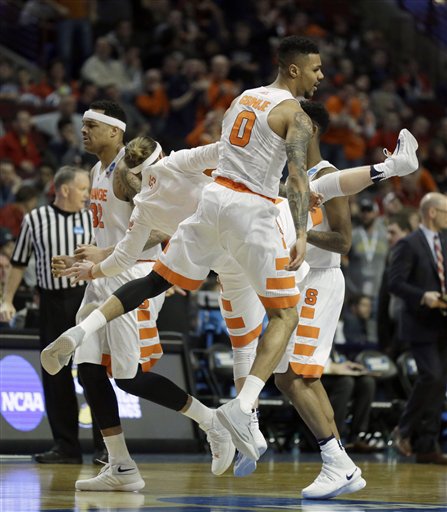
[1,451,446,512]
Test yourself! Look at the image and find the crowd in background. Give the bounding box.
[0,0,446,449]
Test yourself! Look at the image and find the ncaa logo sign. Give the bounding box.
[0,355,45,431]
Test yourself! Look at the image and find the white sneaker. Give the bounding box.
[75,460,145,492]
[41,325,86,375]
[234,410,268,477]
[301,452,366,500]
[216,399,260,461]
[382,128,419,178]
[200,410,235,476]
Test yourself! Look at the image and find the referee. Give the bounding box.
[0,166,105,464]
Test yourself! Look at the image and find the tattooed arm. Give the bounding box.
[284,108,312,270]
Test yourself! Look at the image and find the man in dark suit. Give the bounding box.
[388,192,447,464]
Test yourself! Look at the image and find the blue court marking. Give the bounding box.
[158,496,447,511]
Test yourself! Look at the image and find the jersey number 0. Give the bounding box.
[229,111,256,147]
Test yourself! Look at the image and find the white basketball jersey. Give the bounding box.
[90,148,160,260]
[214,86,297,199]
[133,144,216,236]
[306,160,341,269]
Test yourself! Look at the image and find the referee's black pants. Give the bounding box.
[39,287,104,456]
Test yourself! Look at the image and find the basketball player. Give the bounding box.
[64,101,234,492]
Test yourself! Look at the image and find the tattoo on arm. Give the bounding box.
[307,230,349,254]
[278,182,287,198]
[143,230,169,251]
[114,165,142,201]
[285,111,312,237]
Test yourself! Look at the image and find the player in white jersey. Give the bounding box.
[50,102,235,492]
[223,103,419,498]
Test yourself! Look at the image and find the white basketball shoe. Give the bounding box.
[41,325,86,375]
[200,410,235,476]
[372,128,419,181]
[76,459,145,492]
[301,451,366,500]
[234,410,268,477]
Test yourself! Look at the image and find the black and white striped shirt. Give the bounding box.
[11,205,94,290]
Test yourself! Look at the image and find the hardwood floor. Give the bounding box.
[1,452,446,511]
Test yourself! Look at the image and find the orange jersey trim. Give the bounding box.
[296,324,320,339]
[153,260,203,291]
[290,361,324,378]
[300,306,315,319]
[258,293,300,309]
[215,176,276,203]
[224,316,246,330]
[293,343,316,357]
[266,276,296,290]
[230,324,263,348]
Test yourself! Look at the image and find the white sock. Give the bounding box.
[182,396,213,429]
[78,310,107,338]
[319,436,344,458]
[237,375,265,414]
[103,433,132,466]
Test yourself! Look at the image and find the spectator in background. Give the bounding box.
[0,58,19,101]
[32,94,83,147]
[48,119,83,167]
[343,294,378,347]
[225,21,260,89]
[53,0,95,80]
[388,192,447,465]
[0,184,39,238]
[135,69,170,138]
[201,55,239,119]
[370,80,407,124]
[392,164,438,209]
[164,57,208,150]
[368,111,401,155]
[377,213,413,358]
[106,19,140,59]
[186,108,223,148]
[32,58,79,106]
[0,110,42,179]
[0,159,21,207]
[80,37,128,90]
[423,139,447,193]
[344,198,388,305]
[24,163,55,207]
[76,81,99,114]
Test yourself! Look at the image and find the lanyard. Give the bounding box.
[359,227,379,264]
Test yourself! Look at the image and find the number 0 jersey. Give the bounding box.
[214,86,296,199]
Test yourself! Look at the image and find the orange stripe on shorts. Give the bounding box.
[266,276,296,290]
[300,306,315,319]
[259,294,300,309]
[293,343,316,356]
[139,327,158,340]
[221,298,233,312]
[275,257,290,270]
[290,361,324,378]
[296,324,320,339]
[225,316,246,329]
[229,324,263,348]
[137,310,151,322]
[153,260,203,291]
[140,343,163,358]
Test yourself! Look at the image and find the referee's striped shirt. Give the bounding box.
[11,204,94,290]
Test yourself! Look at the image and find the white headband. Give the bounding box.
[83,110,126,132]
[128,142,163,174]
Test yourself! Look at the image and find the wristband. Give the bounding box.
[370,164,385,183]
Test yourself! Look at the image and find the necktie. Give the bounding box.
[434,234,446,295]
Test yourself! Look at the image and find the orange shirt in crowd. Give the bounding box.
[136,89,169,118]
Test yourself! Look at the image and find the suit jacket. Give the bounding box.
[388,228,447,343]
